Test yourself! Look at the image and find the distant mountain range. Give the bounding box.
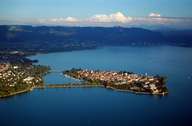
[0,25,192,53]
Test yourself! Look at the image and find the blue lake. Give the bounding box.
[1,46,192,126]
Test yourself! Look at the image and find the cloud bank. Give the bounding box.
[89,12,133,23]
[1,12,192,29]
[39,16,78,23]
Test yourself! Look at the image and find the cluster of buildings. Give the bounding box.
[68,69,166,94]
[0,64,42,88]
[0,53,49,97]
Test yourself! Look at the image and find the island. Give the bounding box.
[63,68,168,95]
[0,51,168,98]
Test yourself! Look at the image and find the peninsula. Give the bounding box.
[0,52,50,98]
[64,68,168,95]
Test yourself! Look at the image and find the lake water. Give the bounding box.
[1,46,192,126]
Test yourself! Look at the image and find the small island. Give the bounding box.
[64,68,168,95]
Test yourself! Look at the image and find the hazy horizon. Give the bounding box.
[1,0,192,29]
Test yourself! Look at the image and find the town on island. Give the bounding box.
[0,51,168,98]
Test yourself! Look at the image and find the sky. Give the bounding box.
[0,0,192,29]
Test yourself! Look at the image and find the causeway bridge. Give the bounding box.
[46,84,104,88]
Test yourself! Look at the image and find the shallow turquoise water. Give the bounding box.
[1,46,192,126]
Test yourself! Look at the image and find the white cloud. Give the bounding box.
[149,13,161,17]
[38,12,165,26]
[89,12,133,23]
[4,11,191,29]
[39,17,78,24]
[64,17,78,22]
